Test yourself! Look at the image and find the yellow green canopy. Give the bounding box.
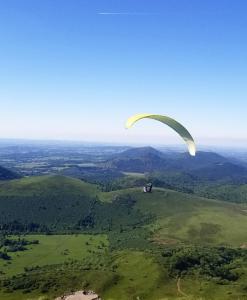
[125,113,196,156]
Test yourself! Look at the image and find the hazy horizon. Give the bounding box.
[1,137,247,152]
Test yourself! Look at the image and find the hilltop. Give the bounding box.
[104,146,168,172]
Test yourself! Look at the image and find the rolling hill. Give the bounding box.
[101,147,247,203]
[0,175,247,247]
[104,146,169,172]
[0,176,99,231]
[0,176,147,233]
[105,147,247,178]
[1,175,247,300]
[49,148,247,205]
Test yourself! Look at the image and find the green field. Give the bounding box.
[0,234,108,277]
[0,234,109,300]
[1,238,247,300]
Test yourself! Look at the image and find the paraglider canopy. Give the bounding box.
[125,113,196,156]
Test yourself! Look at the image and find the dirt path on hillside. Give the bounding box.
[177,277,188,297]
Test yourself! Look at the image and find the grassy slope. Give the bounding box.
[1,176,247,299]
[136,188,247,247]
[104,187,247,247]
[0,234,109,300]
[102,251,168,300]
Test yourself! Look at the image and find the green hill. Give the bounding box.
[0,176,100,232]
[105,147,233,173]
[105,146,169,172]
[102,148,247,203]
[0,176,147,233]
[0,175,98,197]
[0,175,247,247]
[103,187,247,247]
[1,175,247,300]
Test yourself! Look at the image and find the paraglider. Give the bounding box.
[125,113,196,156]
[143,183,153,193]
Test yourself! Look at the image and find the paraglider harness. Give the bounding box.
[143,183,153,193]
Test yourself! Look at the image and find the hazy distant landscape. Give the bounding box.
[0,141,247,300]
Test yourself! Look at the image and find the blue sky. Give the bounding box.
[0,0,247,147]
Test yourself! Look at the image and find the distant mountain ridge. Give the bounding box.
[170,151,228,170]
[106,146,230,170]
[105,147,169,172]
[112,146,163,159]
[104,146,247,184]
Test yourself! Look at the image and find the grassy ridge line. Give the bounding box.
[105,186,247,247]
[132,188,247,247]
[1,176,247,247]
